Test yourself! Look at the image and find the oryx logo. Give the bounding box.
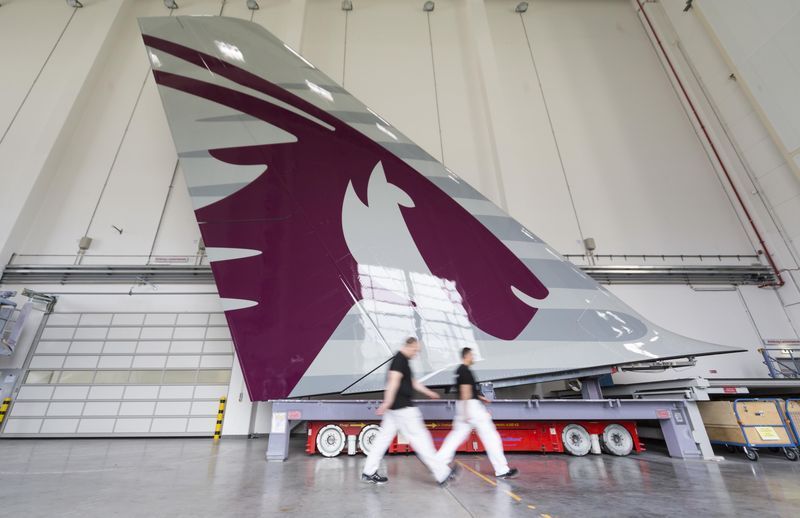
[143,35,549,400]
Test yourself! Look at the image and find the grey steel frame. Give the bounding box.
[761,346,800,379]
[1,263,776,286]
[265,397,707,461]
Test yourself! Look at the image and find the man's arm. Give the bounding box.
[412,378,441,400]
[376,371,402,415]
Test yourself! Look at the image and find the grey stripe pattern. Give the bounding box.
[289,374,368,397]
[474,309,648,342]
[478,216,542,243]
[404,159,451,179]
[381,142,437,162]
[523,259,598,290]
[426,176,486,200]
[330,110,384,124]
[188,183,251,197]
[280,82,350,94]
[179,150,211,158]
[330,308,646,343]
[196,114,260,123]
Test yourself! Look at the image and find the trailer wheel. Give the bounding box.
[743,447,759,462]
[316,424,346,458]
[601,424,633,456]
[783,447,799,461]
[358,424,381,456]
[562,424,591,456]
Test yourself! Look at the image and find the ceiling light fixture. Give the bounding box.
[66,0,84,7]
[341,0,353,11]
[423,1,434,12]
[515,2,528,13]
[246,0,259,9]
[163,0,178,9]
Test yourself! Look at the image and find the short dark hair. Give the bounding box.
[405,337,418,345]
[461,347,472,358]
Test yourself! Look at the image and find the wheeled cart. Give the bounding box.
[699,398,799,461]
[306,419,644,458]
[781,399,800,455]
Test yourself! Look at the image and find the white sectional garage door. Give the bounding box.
[2,312,234,436]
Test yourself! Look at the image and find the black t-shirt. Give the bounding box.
[389,352,414,410]
[455,364,480,400]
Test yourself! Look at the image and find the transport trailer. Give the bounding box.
[306,419,643,458]
[267,398,706,461]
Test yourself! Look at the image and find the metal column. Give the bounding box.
[580,377,603,399]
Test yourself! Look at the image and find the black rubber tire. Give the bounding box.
[783,447,799,461]
[743,447,759,462]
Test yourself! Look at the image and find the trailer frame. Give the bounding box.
[265,397,708,461]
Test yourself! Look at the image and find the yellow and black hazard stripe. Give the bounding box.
[0,397,11,425]
[213,396,226,441]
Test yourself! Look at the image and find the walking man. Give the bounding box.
[436,347,518,479]
[362,337,456,486]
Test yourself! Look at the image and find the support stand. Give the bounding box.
[580,376,603,399]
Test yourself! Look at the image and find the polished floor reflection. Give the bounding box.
[2,437,799,517]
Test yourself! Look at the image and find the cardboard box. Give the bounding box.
[699,400,791,446]
[778,399,800,443]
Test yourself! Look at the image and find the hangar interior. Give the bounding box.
[1,0,800,516]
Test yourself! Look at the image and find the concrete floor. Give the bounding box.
[2,438,799,517]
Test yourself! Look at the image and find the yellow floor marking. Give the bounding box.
[456,461,498,487]
[455,461,524,504]
[506,491,522,502]
[455,460,550,513]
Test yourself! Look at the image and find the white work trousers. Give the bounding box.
[436,399,510,476]
[362,406,451,483]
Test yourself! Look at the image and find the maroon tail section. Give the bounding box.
[144,35,549,400]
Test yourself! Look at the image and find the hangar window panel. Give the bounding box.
[78,419,116,434]
[89,386,125,400]
[25,371,58,384]
[94,371,130,384]
[197,370,231,383]
[40,419,79,434]
[124,386,160,399]
[4,312,233,438]
[57,371,96,384]
[163,370,198,383]
[52,386,90,400]
[128,371,165,384]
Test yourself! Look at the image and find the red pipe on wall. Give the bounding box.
[634,0,784,287]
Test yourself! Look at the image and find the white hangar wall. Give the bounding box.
[0,0,760,261]
[0,0,798,435]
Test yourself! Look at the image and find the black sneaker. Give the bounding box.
[439,464,460,487]
[496,467,519,479]
[361,472,388,484]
